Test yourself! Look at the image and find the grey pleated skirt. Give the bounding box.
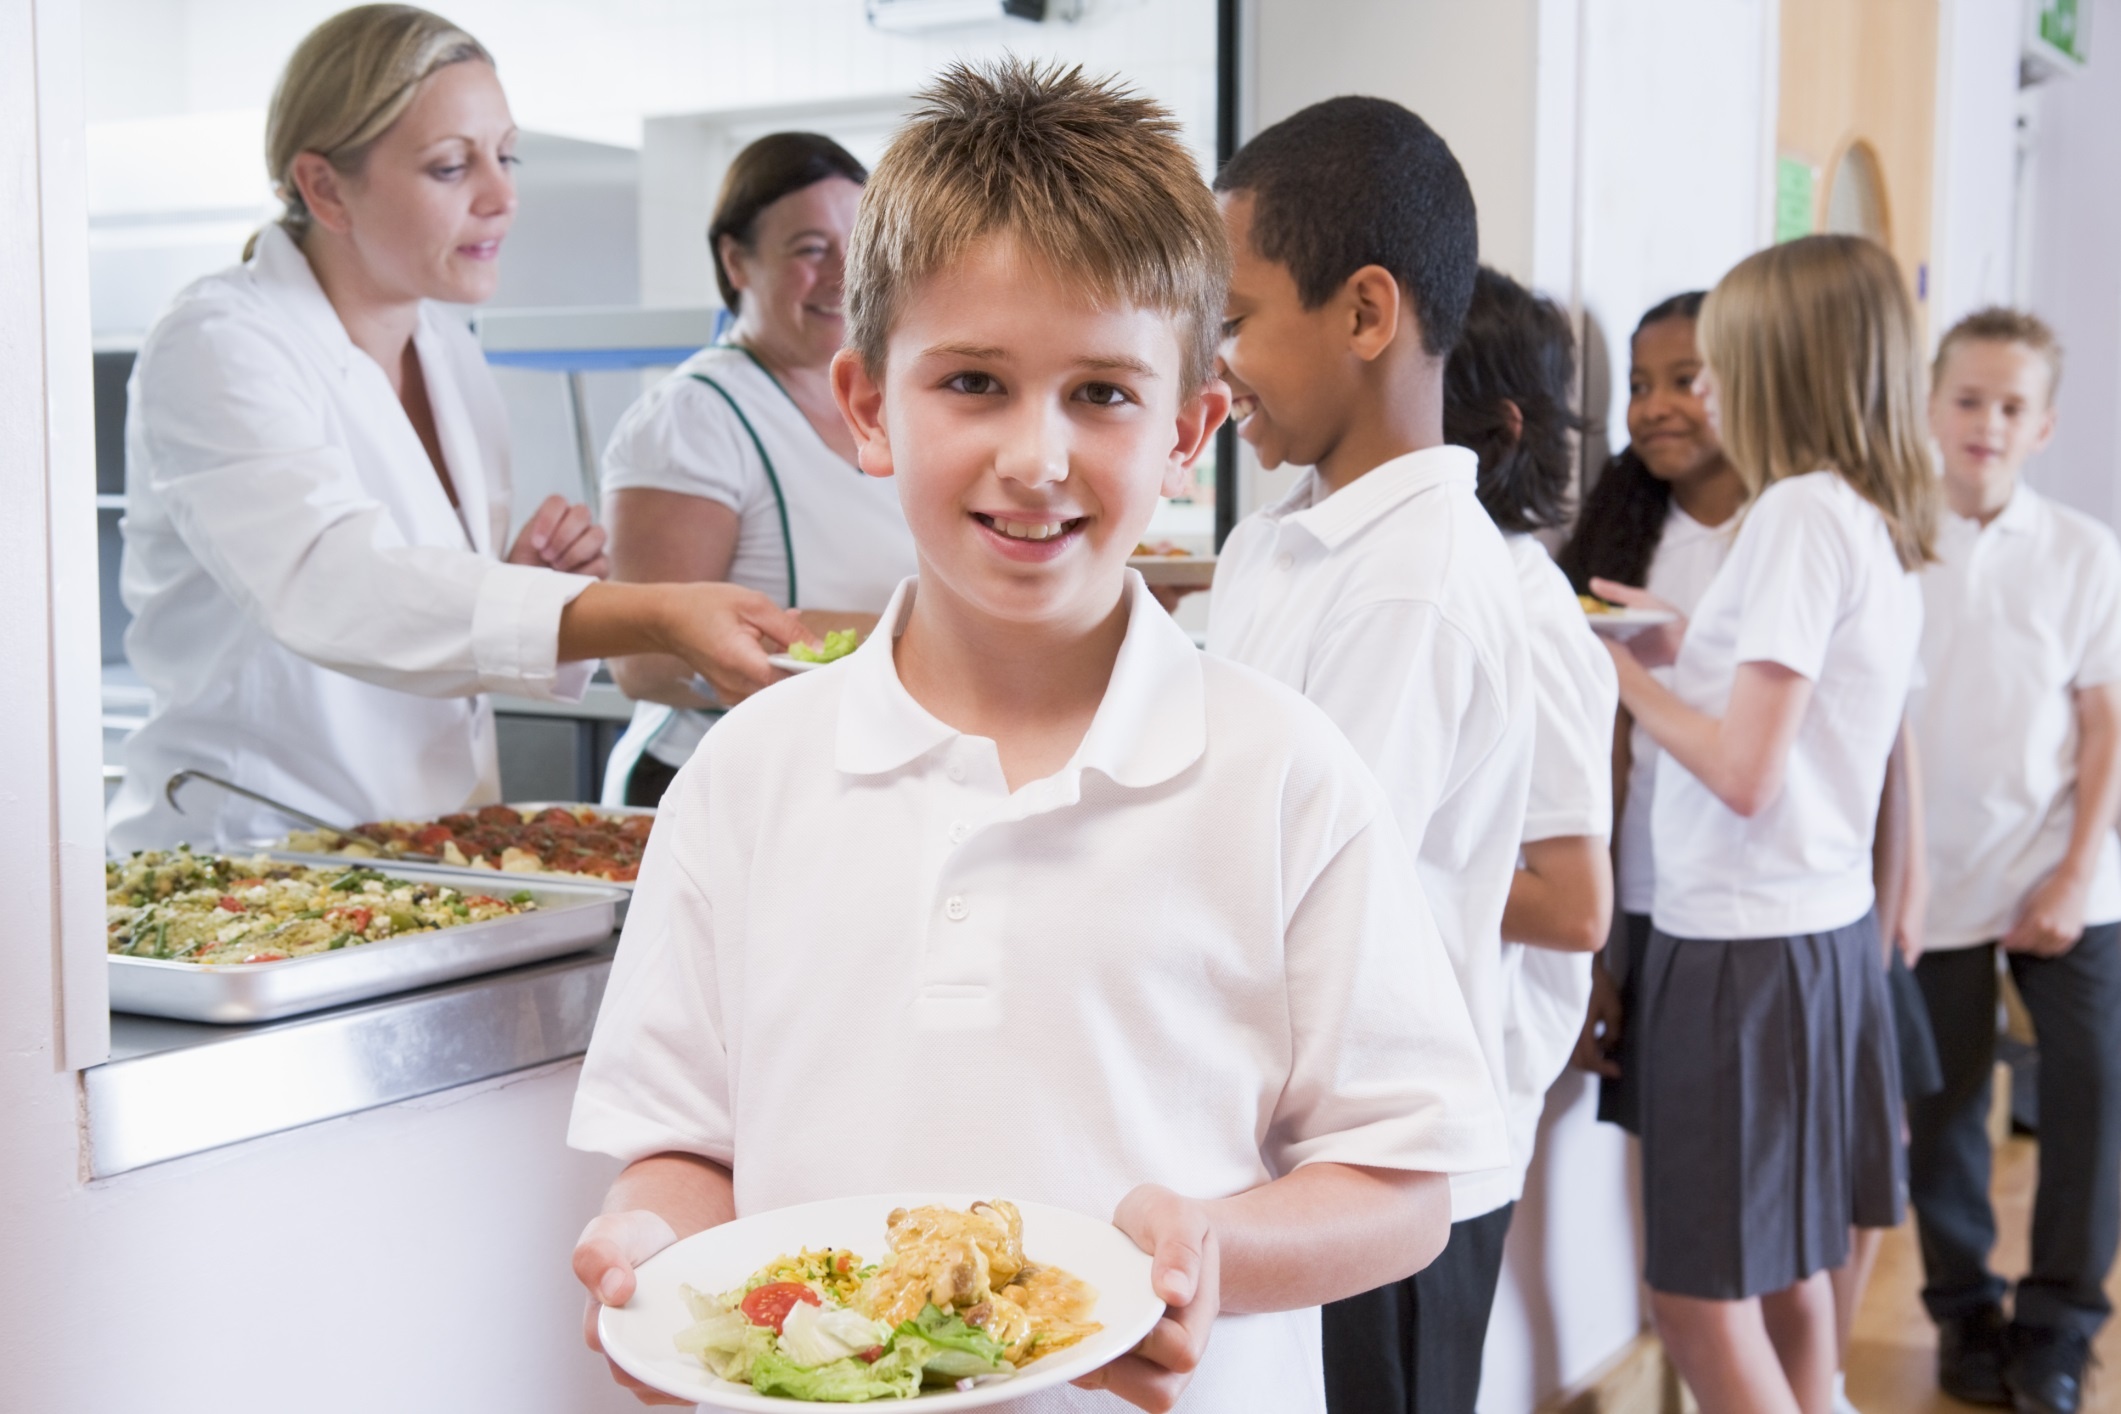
[1635,913,1906,1300]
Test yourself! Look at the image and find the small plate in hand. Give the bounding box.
[1583,607,1677,639]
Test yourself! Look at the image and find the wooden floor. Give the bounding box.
[1845,1137,2121,1413]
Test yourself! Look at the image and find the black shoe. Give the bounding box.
[2004,1325,2093,1414]
[1937,1306,2013,1406]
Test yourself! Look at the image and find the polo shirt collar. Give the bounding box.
[835,571,1205,790]
[1270,444,1479,551]
[1990,484,2042,536]
[249,222,360,375]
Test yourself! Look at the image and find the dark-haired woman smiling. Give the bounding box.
[600,133,917,804]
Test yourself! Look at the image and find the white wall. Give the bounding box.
[2022,0,2121,530]
[1928,0,2024,341]
[1570,0,1774,473]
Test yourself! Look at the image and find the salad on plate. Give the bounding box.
[673,1200,1101,1402]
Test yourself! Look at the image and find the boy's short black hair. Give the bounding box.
[1214,96,1478,357]
[1444,267,1582,534]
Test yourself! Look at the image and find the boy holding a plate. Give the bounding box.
[565,60,1507,1412]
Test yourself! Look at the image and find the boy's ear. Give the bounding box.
[1163,376,1233,498]
[1342,265,1404,364]
[2030,399,2059,457]
[831,347,894,479]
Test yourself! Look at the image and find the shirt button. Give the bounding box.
[1275,553,1295,572]
[946,761,966,783]
[944,895,969,921]
[948,822,970,844]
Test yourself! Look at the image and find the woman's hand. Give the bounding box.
[1074,1185,1220,1412]
[561,581,814,705]
[655,582,813,704]
[510,494,610,578]
[572,1208,685,1405]
[1571,958,1624,1078]
[1588,577,1685,668]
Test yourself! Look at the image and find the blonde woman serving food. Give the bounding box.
[108,5,809,852]
[599,133,917,805]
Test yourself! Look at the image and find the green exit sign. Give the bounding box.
[2039,0,2088,63]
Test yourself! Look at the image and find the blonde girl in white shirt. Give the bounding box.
[1596,235,1938,1414]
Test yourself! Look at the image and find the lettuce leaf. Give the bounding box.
[673,1306,776,1382]
[747,1346,921,1401]
[898,1305,1010,1382]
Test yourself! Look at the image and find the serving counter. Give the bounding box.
[86,937,617,1178]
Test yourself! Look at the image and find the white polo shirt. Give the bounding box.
[601,344,917,767]
[1913,485,2121,949]
[1499,534,1617,1189]
[1653,472,1922,941]
[1615,505,1735,915]
[1207,445,1532,1220]
[570,572,1508,1414]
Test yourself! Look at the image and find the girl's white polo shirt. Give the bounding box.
[1912,485,2121,948]
[1652,472,1923,941]
[1499,535,1618,1189]
[1615,506,1734,916]
[569,572,1508,1414]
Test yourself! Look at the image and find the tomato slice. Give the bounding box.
[217,895,245,913]
[326,905,373,932]
[739,1282,821,1333]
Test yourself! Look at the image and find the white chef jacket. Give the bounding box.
[107,223,595,852]
[1615,504,1734,915]
[570,572,1509,1414]
[1652,472,1922,941]
[600,344,916,768]
[1207,445,1533,1220]
[1913,485,2121,948]
[1499,534,1617,1190]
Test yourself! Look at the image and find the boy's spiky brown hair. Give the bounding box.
[845,59,1228,391]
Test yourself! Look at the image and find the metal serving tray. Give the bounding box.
[107,856,625,1025]
[243,801,653,920]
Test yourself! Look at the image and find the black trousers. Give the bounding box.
[1321,1203,1515,1414]
[1907,924,2121,1338]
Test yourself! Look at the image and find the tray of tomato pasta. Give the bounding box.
[106,847,624,1023]
[261,802,655,887]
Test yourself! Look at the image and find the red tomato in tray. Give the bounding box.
[326,905,373,932]
[740,1282,821,1333]
[217,895,245,912]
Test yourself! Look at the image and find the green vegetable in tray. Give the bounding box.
[788,628,861,664]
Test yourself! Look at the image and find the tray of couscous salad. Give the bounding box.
[105,847,624,1023]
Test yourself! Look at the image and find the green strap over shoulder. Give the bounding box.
[688,372,796,609]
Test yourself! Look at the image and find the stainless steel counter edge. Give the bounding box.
[85,942,616,1178]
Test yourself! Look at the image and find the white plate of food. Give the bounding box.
[1127,549,1216,589]
[597,1194,1161,1409]
[769,628,864,675]
[1579,600,1677,639]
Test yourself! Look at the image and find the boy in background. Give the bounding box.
[1910,308,2121,1414]
[1208,99,1534,1414]
[566,62,1508,1414]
